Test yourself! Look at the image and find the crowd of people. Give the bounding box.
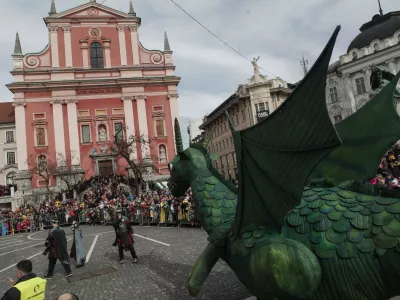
[0,175,198,236]
[369,145,400,189]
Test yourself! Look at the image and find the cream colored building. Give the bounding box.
[0,103,17,186]
[200,66,293,181]
[326,10,400,122]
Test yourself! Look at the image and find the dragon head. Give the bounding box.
[168,118,212,197]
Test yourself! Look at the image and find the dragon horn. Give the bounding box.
[174,118,184,153]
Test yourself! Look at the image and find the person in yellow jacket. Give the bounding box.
[1,260,46,300]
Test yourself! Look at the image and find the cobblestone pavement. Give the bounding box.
[0,225,251,300]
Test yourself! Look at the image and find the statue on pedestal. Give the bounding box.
[251,56,260,74]
[369,65,400,98]
[98,126,107,142]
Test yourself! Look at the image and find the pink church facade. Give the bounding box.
[7,1,180,194]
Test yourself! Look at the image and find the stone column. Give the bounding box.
[387,59,397,75]
[117,25,127,66]
[168,92,179,153]
[128,24,140,66]
[66,99,81,165]
[80,39,89,68]
[62,26,73,68]
[49,26,59,68]
[103,39,111,68]
[13,101,28,171]
[50,100,66,166]
[363,67,372,92]
[343,74,356,114]
[135,95,149,159]
[121,96,137,160]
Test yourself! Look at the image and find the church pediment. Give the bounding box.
[47,3,133,20]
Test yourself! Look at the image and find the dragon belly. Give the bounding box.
[224,234,321,300]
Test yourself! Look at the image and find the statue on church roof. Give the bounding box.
[370,65,400,98]
[251,56,260,74]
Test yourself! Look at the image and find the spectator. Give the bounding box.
[55,293,79,300]
[1,260,46,300]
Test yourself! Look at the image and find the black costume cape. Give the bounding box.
[51,226,70,264]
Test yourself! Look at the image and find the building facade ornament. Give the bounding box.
[135,95,147,100]
[117,25,126,32]
[167,93,179,99]
[50,99,64,105]
[65,99,78,104]
[48,26,58,32]
[121,96,134,101]
[90,28,101,38]
[62,26,71,33]
[128,24,138,32]
[12,101,26,107]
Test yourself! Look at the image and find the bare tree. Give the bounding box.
[111,126,158,195]
[27,154,57,199]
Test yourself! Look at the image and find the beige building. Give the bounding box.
[200,65,293,182]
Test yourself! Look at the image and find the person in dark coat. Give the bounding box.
[70,221,86,268]
[43,219,72,279]
[112,210,138,264]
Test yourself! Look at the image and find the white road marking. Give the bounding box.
[0,241,28,250]
[0,238,72,274]
[0,241,44,257]
[27,231,46,241]
[134,234,171,246]
[85,235,99,263]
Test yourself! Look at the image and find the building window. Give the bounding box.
[329,87,339,103]
[236,114,239,124]
[233,153,236,165]
[155,119,165,137]
[242,109,246,122]
[6,152,15,165]
[159,145,168,163]
[81,124,91,143]
[114,122,123,141]
[90,42,104,68]
[352,52,358,60]
[374,43,379,52]
[334,115,342,122]
[230,136,233,146]
[223,140,225,149]
[355,77,367,95]
[36,128,46,147]
[6,131,14,143]
[226,154,230,167]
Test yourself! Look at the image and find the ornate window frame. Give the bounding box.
[80,122,92,144]
[33,120,48,148]
[158,144,168,164]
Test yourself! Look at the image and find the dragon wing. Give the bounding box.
[310,72,400,185]
[229,26,342,234]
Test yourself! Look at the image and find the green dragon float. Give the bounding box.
[167,26,400,300]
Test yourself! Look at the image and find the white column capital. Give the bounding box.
[121,96,134,101]
[167,93,179,99]
[48,26,59,32]
[62,26,71,32]
[117,25,126,32]
[128,24,138,32]
[135,95,147,100]
[65,99,78,104]
[50,99,65,105]
[12,101,26,107]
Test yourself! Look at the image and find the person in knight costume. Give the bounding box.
[112,209,138,264]
[43,219,72,279]
[70,221,86,268]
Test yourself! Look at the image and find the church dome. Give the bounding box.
[347,11,400,53]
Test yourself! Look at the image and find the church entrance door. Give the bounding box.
[98,160,113,176]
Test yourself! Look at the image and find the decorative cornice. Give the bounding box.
[117,25,126,32]
[12,101,26,107]
[48,26,59,33]
[121,96,134,101]
[167,93,179,99]
[65,99,78,104]
[386,59,396,64]
[135,95,147,100]
[128,24,138,32]
[62,26,71,33]
[50,99,64,105]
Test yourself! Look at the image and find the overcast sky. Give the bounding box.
[0,0,399,146]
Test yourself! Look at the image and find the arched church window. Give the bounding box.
[98,124,108,142]
[374,43,379,52]
[37,155,47,171]
[90,42,104,68]
[159,145,167,164]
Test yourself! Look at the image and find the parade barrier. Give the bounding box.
[0,207,200,236]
